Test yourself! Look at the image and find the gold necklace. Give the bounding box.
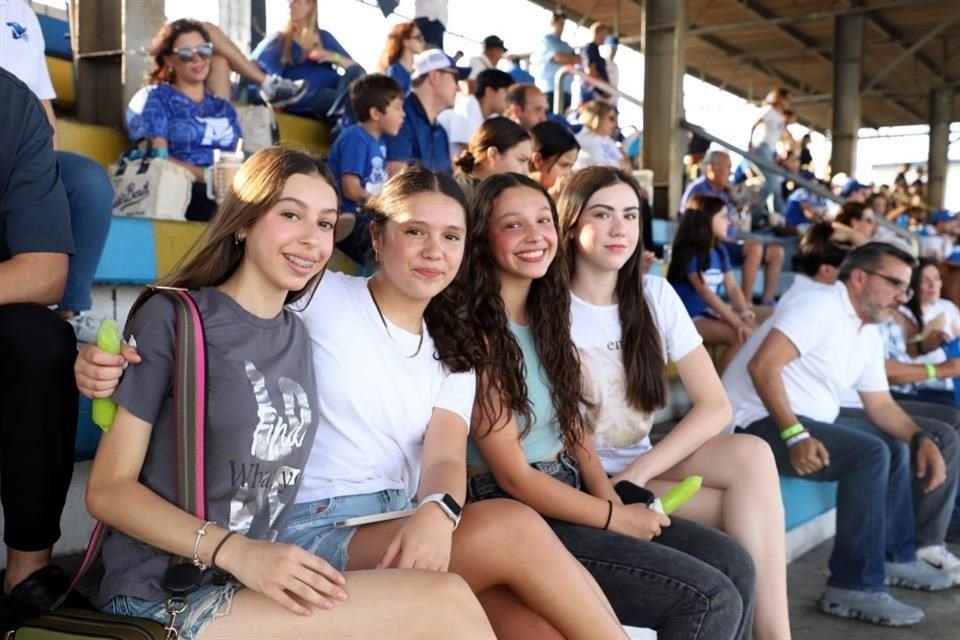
[367,281,425,358]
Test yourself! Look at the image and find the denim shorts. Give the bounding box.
[279,489,411,571]
[102,581,242,640]
[467,451,580,501]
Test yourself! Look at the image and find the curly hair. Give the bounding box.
[146,19,211,85]
[465,173,586,451]
[378,21,418,72]
[557,167,666,414]
[366,167,479,374]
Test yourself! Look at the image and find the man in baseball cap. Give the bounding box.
[385,50,468,174]
[469,35,507,80]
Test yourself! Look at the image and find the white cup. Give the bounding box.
[207,148,245,204]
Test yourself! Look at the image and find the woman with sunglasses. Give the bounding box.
[835,202,879,241]
[572,101,630,172]
[126,19,243,222]
[377,22,426,95]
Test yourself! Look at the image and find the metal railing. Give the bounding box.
[552,65,642,114]
[680,119,920,251]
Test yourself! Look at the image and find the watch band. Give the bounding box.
[418,493,462,529]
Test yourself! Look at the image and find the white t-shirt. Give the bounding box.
[922,298,960,338]
[722,283,889,426]
[0,0,56,100]
[438,94,485,158]
[571,277,702,475]
[573,129,622,170]
[777,273,840,305]
[414,0,448,24]
[295,272,476,502]
[468,54,495,80]
[751,106,785,150]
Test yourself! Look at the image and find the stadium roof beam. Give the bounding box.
[854,0,952,85]
[680,0,947,37]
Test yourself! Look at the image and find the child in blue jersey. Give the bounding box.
[326,74,405,263]
[667,194,756,371]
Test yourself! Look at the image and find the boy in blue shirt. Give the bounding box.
[327,74,405,263]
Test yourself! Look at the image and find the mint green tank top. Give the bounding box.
[466,322,564,469]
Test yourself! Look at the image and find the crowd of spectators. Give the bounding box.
[3,1,960,638]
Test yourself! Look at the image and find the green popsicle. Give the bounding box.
[659,475,702,515]
[91,320,122,432]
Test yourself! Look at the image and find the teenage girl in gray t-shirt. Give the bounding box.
[82,147,494,640]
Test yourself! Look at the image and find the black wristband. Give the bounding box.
[603,500,613,530]
[211,531,236,570]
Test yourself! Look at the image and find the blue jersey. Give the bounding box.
[326,125,388,213]
[126,83,241,167]
[386,62,411,94]
[671,244,732,319]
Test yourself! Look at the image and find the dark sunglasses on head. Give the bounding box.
[173,43,214,62]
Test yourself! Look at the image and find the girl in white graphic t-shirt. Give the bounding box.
[557,166,792,640]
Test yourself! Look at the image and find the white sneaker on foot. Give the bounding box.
[917,544,960,585]
[260,75,307,107]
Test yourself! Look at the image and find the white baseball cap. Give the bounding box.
[411,50,470,81]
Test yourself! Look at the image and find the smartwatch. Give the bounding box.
[418,493,462,529]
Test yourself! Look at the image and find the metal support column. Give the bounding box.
[830,13,864,176]
[927,87,953,210]
[642,0,686,218]
[75,0,165,129]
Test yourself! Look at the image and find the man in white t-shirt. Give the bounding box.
[722,241,952,626]
[743,87,788,214]
[468,35,507,81]
[437,68,513,159]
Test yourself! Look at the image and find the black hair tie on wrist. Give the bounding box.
[603,500,613,530]
[211,531,236,570]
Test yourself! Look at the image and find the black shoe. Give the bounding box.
[0,565,93,632]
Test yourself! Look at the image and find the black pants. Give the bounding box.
[0,304,77,551]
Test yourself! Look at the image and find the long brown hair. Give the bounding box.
[378,21,418,71]
[160,146,339,307]
[366,167,479,374]
[665,194,727,285]
[466,173,586,451]
[281,0,318,67]
[557,167,666,414]
[146,19,211,85]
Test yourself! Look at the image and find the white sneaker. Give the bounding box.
[260,75,307,107]
[917,544,960,585]
[66,313,105,344]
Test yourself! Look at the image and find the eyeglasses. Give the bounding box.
[173,43,214,62]
[862,268,913,300]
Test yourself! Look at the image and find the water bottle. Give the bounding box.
[91,320,122,432]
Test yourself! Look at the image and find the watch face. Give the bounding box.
[441,493,463,517]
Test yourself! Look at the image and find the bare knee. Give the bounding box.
[766,243,785,265]
[463,499,549,539]
[743,241,762,262]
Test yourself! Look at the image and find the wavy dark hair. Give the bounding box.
[557,167,666,414]
[146,19,211,85]
[366,167,479,373]
[465,173,586,450]
[665,194,727,285]
[906,257,940,335]
[835,201,868,227]
[797,221,852,277]
[530,121,579,171]
[454,117,530,176]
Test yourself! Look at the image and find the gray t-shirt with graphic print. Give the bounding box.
[100,287,318,605]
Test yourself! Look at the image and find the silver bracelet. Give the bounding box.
[785,432,811,448]
[192,521,215,570]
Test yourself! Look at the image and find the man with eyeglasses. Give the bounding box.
[722,241,955,626]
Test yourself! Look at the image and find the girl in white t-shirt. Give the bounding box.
[906,258,960,347]
[465,173,751,639]
[77,167,620,640]
[557,166,791,640]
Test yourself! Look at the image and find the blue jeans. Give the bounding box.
[467,454,752,640]
[103,581,242,640]
[56,151,112,313]
[841,401,960,539]
[292,65,366,122]
[743,414,916,591]
[892,387,957,408]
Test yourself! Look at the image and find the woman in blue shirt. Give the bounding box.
[252,0,365,121]
[126,19,242,221]
[377,21,426,95]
